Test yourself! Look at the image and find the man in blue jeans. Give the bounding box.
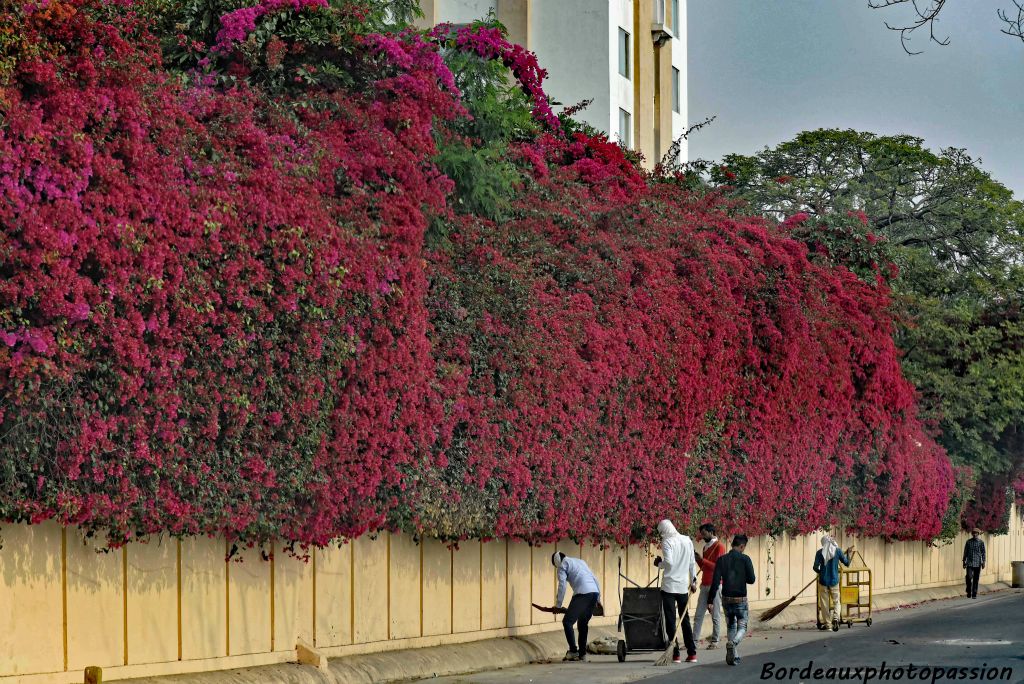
[552,551,601,662]
[707,535,756,666]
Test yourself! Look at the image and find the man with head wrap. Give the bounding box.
[812,534,851,631]
[655,519,698,663]
[551,551,601,661]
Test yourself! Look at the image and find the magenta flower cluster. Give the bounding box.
[0,0,960,548]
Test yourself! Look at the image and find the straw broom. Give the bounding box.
[759,545,854,623]
[758,577,816,623]
[653,571,701,666]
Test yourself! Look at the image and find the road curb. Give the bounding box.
[129,583,1012,684]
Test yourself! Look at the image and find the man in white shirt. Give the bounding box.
[655,519,698,663]
[552,551,601,662]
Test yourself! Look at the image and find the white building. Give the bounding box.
[418,0,688,167]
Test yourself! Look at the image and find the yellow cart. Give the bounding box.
[838,550,873,627]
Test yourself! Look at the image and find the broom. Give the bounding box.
[759,545,854,623]
[653,569,701,666]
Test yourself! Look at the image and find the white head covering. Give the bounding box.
[821,534,838,564]
[551,551,565,567]
[657,519,680,538]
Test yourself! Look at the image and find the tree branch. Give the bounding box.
[867,0,950,54]
[998,0,1024,41]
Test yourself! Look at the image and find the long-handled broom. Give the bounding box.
[653,570,701,666]
[759,545,854,623]
[758,577,816,623]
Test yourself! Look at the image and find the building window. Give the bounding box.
[672,67,680,113]
[671,0,680,38]
[618,28,631,79]
[619,108,632,147]
[653,0,665,25]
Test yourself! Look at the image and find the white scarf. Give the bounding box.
[821,534,838,564]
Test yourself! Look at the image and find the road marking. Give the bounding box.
[934,638,1013,646]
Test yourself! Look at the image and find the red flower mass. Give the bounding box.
[0,0,959,547]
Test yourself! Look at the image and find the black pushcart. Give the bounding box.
[615,557,667,662]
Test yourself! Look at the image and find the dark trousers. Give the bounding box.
[563,592,599,652]
[661,591,697,656]
[965,566,981,597]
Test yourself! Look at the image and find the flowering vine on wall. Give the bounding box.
[0,0,956,549]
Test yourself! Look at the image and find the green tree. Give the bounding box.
[712,129,1024,528]
[430,18,540,224]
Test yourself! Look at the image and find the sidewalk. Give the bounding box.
[129,582,1014,684]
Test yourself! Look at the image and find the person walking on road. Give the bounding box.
[551,551,601,662]
[813,534,851,631]
[963,528,986,599]
[654,519,698,663]
[693,523,726,649]
[707,534,756,666]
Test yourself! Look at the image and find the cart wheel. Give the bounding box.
[866,618,873,627]
[616,639,627,662]
[847,621,852,629]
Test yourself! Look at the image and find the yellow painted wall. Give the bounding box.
[313,543,351,647]
[2,509,1023,683]
[452,540,481,634]
[179,536,225,661]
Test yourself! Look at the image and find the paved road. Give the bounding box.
[644,591,1024,684]
[428,590,1024,684]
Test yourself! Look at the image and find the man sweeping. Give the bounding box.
[707,534,755,666]
[551,551,601,662]
[654,519,698,663]
[693,523,726,649]
[813,533,851,631]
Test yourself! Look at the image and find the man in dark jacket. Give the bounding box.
[707,535,756,666]
[963,528,986,599]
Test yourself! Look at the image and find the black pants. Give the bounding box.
[661,591,697,656]
[563,592,599,652]
[965,566,981,597]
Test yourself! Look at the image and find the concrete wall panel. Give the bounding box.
[0,522,63,676]
[506,541,532,628]
[126,539,177,665]
[388,534,421,640]
[452,540,481,634]
[227,546,271,656]
[66,532,123,670]
[480,540,506,630]
[274,549,313,651]
[314,543,352,648]
[422,540,453,636]
[352,535,387,644]
[180,536,226,660]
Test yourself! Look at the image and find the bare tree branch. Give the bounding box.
[998,0,1024,41]
[869,0,1024,51]
[867,0,950,54]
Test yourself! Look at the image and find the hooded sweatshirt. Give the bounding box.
[657,520,697,594]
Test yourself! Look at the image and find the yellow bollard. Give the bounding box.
[84,666,102,684]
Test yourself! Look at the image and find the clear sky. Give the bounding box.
[687,1,1024,195]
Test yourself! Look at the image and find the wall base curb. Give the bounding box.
[125,582,1013,684]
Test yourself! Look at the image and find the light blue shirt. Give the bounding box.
[556,557,601,608]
